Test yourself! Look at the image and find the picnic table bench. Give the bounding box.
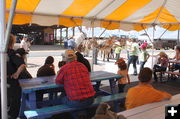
[19,71,122,117]
[24,93,126,119]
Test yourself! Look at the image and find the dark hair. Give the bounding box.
[76,52,84,62]
[8,34,16,48]
[138,67,152,82]
[45,56,54,65]
[58,61,66,68]
[132,38,137,42]
[118,62,127,70]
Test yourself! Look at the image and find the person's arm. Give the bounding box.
[162,92,172,100]
[55,69,64,84]
[145,53,150,61]
[11,64,26,79]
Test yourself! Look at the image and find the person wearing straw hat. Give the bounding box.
[56,50,95,108]
[153,52,169,82]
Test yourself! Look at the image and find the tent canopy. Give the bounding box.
[6,0,180,31]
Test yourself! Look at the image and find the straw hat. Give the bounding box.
[158,52,167,57]
[65,50,76,59]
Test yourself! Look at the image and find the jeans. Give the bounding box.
[116,53,120,60]
[61,96,94,108]
[153,65,167,81]
[68,46,74,50]
[128,56,138,74]
[118,84,126,93]
[140,61,146,71]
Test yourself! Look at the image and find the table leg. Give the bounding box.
[28,92,37,109]
[19,93,27,117]
[109,78,116,94]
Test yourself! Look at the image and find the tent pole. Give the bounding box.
[91,21,95,71]
[0,0,7,119]
[1,0,17,118]
[158,25,171,39]
[4,0,17,52]
[152,25,155,68]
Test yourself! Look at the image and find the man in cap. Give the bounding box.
[56,50,95,108]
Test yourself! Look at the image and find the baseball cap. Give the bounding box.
[115,58,125,64]
[65,50,76,59]
[16,48,28,56]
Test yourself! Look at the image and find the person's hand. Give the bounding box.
[11,72,19,79]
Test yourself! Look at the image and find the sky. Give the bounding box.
[58,26,180,40]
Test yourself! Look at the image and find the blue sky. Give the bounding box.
[59,26,179,40]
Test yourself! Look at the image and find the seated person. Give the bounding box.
[153,52,169,82]
[36,56,56,102]
[125,68,172,110]
[56,50,95,108]
[172,46,180,70]
[16,48,32,79]
[76,51,91,72]
[37,56,55,77]
[57,61,66,73]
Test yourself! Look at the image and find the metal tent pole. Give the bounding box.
[152,25,155,68]
[91,21,95,71]
[178,29,180,43]
[0,0,7,119]
[1,0,17,119]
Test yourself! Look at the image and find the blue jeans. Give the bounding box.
[61,96,94,108]
[128,56,138,74]
[140,61,146,71]
[68,46,74,50]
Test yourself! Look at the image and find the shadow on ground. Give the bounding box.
[47,78,180,119]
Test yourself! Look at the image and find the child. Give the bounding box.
[139,44,150,71]
[115,58,130,93]
[153,52,169,82]
[57,61,66,74]
[125,68,172,110]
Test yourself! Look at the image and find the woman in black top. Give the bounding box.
[75,52,91,72]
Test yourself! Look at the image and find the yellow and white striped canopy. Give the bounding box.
[6,0,180,31]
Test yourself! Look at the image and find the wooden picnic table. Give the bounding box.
[19,71,122,117]
[118,94,180,119]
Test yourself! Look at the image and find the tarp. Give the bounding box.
[6,0,180,31]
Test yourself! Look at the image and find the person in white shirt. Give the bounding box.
[20,36,29,52]
[20,36,29,64]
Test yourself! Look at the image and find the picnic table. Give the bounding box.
[118,94,180,119]
[19,71,122,117]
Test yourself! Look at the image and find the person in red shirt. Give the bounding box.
[56,50,95,108]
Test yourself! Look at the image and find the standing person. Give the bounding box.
[20,36,29,64]
[7,34,26,119]
[125,68,172,110]
[15,48,32,79]
[115,45,122,60]
[126,39,132,59]
[153,52,169,82]
[128,39,139,75]
[56,50,95,108]
[115,58,130,93]
[68,37,76,50]
[75,51,91,72]
[139,44,150,71]
[64,38,68,49]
